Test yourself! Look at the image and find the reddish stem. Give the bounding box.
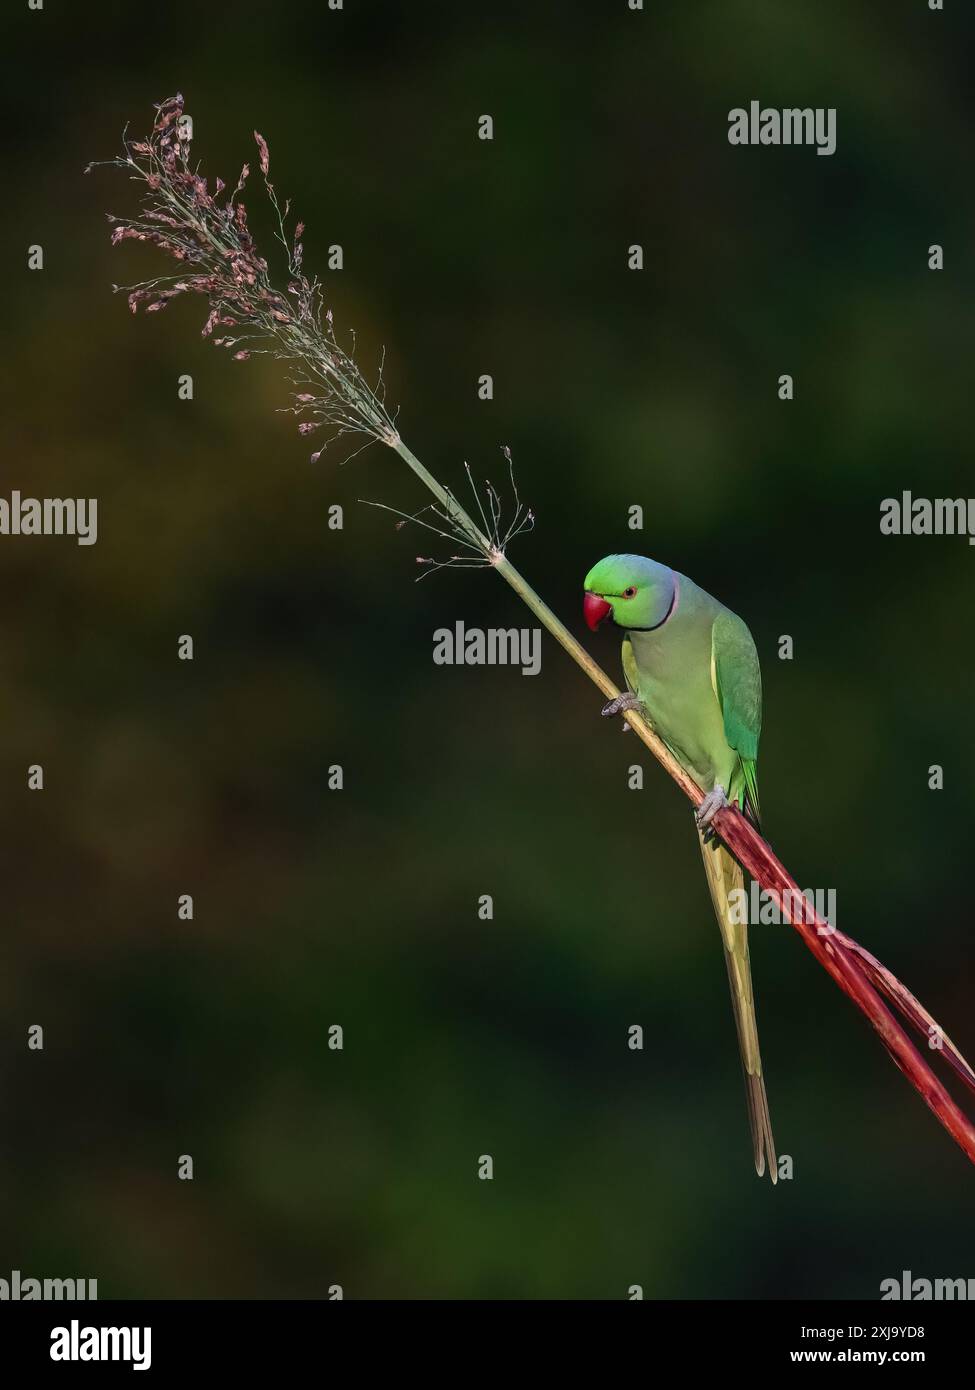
[712,804,975,1166]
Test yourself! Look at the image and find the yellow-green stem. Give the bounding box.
[390,434,703,805]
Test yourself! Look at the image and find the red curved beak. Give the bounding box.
[584,591,613,631]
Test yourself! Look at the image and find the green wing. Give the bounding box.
[621,634,655,731]
[621,634,640,698]
[710,610,762,824]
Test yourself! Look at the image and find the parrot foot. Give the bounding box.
[601,693,645,727]
[695,784,729,837]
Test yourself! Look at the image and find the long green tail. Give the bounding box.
[698,829,777,1183]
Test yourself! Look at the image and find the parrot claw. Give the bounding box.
[601,693,645,723]
[695,784,730,835]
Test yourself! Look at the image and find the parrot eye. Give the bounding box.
[622,586,638,599]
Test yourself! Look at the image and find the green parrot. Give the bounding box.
[583,553,776,1183]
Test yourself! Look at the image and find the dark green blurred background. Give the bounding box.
[2,0,974,1299]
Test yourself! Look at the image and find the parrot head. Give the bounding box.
[583,553,678,631]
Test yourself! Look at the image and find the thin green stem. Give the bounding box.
[388,434,703,803]
[391,437,488,552]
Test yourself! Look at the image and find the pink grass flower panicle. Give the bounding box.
[91,94,396,460]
